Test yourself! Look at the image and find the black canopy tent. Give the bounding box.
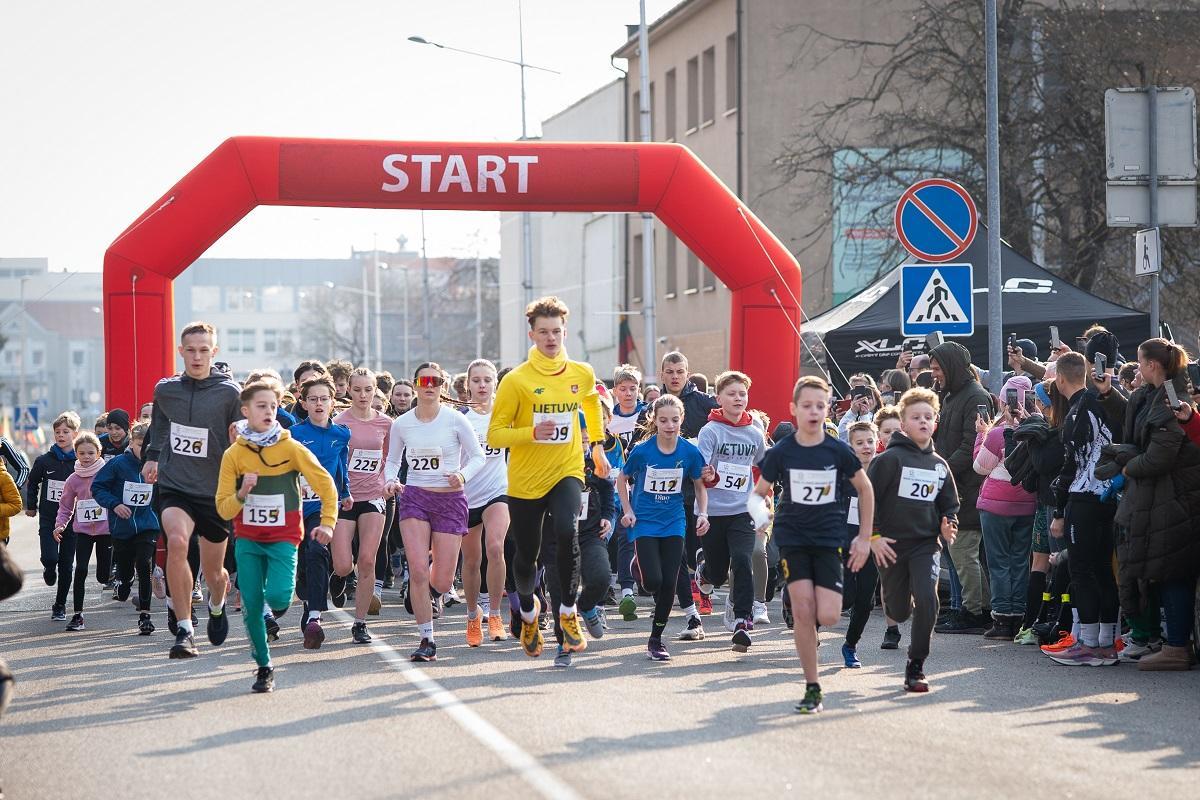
[803,229,1150,391]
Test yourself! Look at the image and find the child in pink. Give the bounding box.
[54,432,111,631]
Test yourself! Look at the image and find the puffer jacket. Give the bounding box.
[930,341,993,529]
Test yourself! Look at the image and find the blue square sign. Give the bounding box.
[900,263,974,337]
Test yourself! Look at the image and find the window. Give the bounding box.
[665,234,678,297]
[632,90,641,139]
[263,329,279,354]
[225,286,257,312]
[72,349,85,366]
[226,328,256,354]
[686,250,700,293]
[261,286,294,313]
[726,34,739,112]
[632,233,644,301]
[32,349,43,367]
[665,68,677,140]
[686,56,699,132]
[191,285,221,312]
[702,47,715,125]
[703,264,717,291]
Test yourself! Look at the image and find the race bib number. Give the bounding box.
[77,499,107,523]
[577,489,590,521]
[899,467,939,502]
[533,411,573,444]
[46,479,65,503]
[479,435,504,459]
[170,422,208,458]
[847,496,860,525]
[122,482,153,507]
[408,447,445,476]
[717,461,753,493]
[789,469,836,506]
[644,466,683,495]
[349,448,383,474]
[298,475,318,502]
[242,493,285,527]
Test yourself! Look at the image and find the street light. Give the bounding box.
[374,262,388,373]
[323,280,375,366]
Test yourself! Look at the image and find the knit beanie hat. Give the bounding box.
[106,408,130,433]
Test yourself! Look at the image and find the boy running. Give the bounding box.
[24,412,78,614]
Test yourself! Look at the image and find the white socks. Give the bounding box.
[559,603,577,617]
[418,621,434,641]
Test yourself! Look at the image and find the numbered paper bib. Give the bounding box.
[242,494,285,526]
[788,469,836,506]
[77,499,107,523]
[349,448,383,474]
[899,466,939,502]
[533,411,573,444]
[717,461,753,493]
[298,475,318,502]
[46,479,65,503]
[644,466,683,495]
[847,496,860,525]
[479,435,504,459]
[577,489,590,521]
[170,422,208,458]
[408,447,445,476]
[122,482,153,507]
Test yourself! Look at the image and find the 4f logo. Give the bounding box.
[533,388,545,395]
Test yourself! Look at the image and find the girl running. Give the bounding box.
[53,432,111,631]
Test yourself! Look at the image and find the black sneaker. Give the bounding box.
[329,573,347,608]
[881,625,902,650]
[265,615,280,642]
[795,685,823,714]
[138,613,155,636]
[384,572,395,589]
[410,638,437,662]
[404,588,414,615]
[935,609,989,635]
[43,567,56,586]
[252,666,275,693]
[782,591,794,629]
[111,581,122,601]
[166,606,179,635]
[169,630,198,659]
[1032,621,1059,645]
[116,581,131,602]
[351,622,372,643]
[207,604,229,646]
[66,613,85,631]
[732,621,752,653]
[904,658,929,693]
[51,604,66,622]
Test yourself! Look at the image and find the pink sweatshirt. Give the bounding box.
[973,424,1036,517]
[55,472,110,536]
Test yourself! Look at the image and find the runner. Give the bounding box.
[388,379,414,417]
[608,364,647,620]
[138,403,154,425]
[287,360,328,422]
[99,409,131,460]
[52,432,111,632]
[488,296,609,658]
[618,395,709,661]
[461,359,511,646]
[384,362,485,661]
[1,436,31,490]
[142,321,241,658]
[332,368,393,643]
[24,413,78,612]
[839,420,881,668]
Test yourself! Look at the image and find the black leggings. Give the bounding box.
[543,527,610,643]
[1064,499,1118,626]
[634,535,684,641]
[509,477,583,612]
[842,545,879,649]
[114,531,158,612]
[376,496,396,583]
[73,534,113,613]
[699,513,756,619]
[673,504,699,610]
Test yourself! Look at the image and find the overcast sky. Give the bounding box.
[1,1,676,271]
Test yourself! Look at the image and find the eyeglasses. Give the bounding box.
[416,375,445,388]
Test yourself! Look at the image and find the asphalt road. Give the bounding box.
[1,515,1198,800]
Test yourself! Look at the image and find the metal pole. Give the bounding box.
[18,276,27,431]
[361,261,371,369]
[984,0,1003,394]
[638,0,658,384]
[475,252,483,359]
[374,262,384,373]
[421,211,432,361]
[1149,84,1160,337]
[518,0,535,349]
[403,266,411,380]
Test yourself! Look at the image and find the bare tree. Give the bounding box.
[297,286,366,365]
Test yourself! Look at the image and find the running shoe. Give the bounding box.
[432,595,443,620]
[51,604,66,622]
[619,594,638,621]
[466,615,484,647]
[229,587,241,613]
[677,614,705,641]
[488,614,508,641]
[520,597,544,658]
[252,666,274,693]
[581,607,606,640]
[904,658,929,692]
[351,622,372,644]
[842,643,861,668]
[1119,638,1162,662]
[111,581,122,601]
[646,638,671,661]
[560,610,588,653]
[43,566,56,586]
[169,630,198,659]
[167,606,178,636]
[151,566,166,599]
[723,598,737,632]
[1040,632,1076,655]
[191,580,203,603]
[410,638,437,662]
[207,604,229,646]
[795,685,823,714]
[732,620,753,653]
[66,613,85,631]
[1013,626,1040,646]
[442,588,463,607]
[138,613,155,636]
[368,591,382,616]
[1032,621,1059,645]
[303,619,325,650]
[881,626,902,650]
[695,580,714,616]
[384,573,395,589]
[265,614,280,642]
[752,600,770,625]
[695,550,713,595]
[554,646,573,668]
[1049,642,1115,666]
[329,573,347,608]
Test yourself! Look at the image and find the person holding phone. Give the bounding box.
[837,375,882,443]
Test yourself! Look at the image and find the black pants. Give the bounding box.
[843,539,880,649]
[543,525,610,644]
[73,534,113,613]
[879,537,941,661]
[1064,498,1118,626]
[114,531,158,612]
[509,477,582,611]
[698,512,755,619]
[673,503,699,609]
[298,514,332,613]
[634,535,684,641]
[52,525,77,608]
[376,496,396,583]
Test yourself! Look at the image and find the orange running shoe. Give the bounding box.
[692,578,713,615]
[487,614,508,641]
[1114,637,1126,653]
[466,615,483,647]
[1041,632,1076,655]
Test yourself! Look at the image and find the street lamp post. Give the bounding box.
[18,276,28,430]
[374,261,387,373]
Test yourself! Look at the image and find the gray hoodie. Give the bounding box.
[696,411,767,516]
[146,368,243,496]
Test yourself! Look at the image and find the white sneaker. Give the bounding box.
[151,566,167,600]
[442,588,463,607]
[676,614,705,641]
[723,598,737,632]
[752,600,770,625]
[191,579,203,603]
[1118,638,1162,662]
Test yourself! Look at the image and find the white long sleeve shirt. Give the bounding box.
[384,406,485,490]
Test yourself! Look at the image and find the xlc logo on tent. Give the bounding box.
[907,269,967,324]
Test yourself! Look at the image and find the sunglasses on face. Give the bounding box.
[416,375,445,388]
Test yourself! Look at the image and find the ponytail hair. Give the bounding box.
[1138,337,1188,379]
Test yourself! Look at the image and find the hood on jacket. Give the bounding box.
[180,367,236,389]
[929,342,977,394]
[884,430,935,456]
[707,408,753,427]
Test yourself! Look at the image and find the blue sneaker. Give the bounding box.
[581,607,605,639]
[842,643,861,669]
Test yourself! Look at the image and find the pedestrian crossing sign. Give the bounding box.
[900,263,974,337]
[16,404,38,431]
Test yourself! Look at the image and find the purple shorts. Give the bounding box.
[399,486,469,535]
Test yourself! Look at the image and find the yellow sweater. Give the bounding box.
[0,469,21,542]
[488,347,604,499]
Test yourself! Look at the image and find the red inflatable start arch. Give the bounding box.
[103,137,802,423]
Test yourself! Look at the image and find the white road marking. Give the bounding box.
[327,609,580,800]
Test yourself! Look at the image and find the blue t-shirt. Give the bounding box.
[622,437,705,540]
[759,433,861,549]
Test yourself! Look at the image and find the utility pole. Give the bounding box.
[637,0,657,383]
[1148,83,1160,336]
[518,0,535,350]
[984,0,1003,394]
[475,251,483,359]
[421,210,432,361]
[18,276,28,431]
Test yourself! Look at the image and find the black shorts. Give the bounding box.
[778,545,844,593]
[468,495,508,529]
[338,498,386,521]
[158,487,229,543]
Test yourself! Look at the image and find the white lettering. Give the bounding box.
[477,155,507,192]
[437,154,473,193]
[412,154,442,192]
[381,154,409,192]
[508,155,538,193]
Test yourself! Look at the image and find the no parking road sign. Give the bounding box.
[901,263,974,337]
[894,179,978,262]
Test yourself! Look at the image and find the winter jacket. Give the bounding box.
[289,418,351,521]
[1,437,30,488]
[671,381,720,442]
[867,431,960,542]
[55,470,109,537]
[580,446,616,538]
[0,469,21,543]
[92,450,161,539]
[24,446,75,518]
[145,367,243,497]
[1009,421,1064,507]
[929,341,993,529]
[99,432,128,461]
[1053,387,1115,515]
[973,423,1036,517]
